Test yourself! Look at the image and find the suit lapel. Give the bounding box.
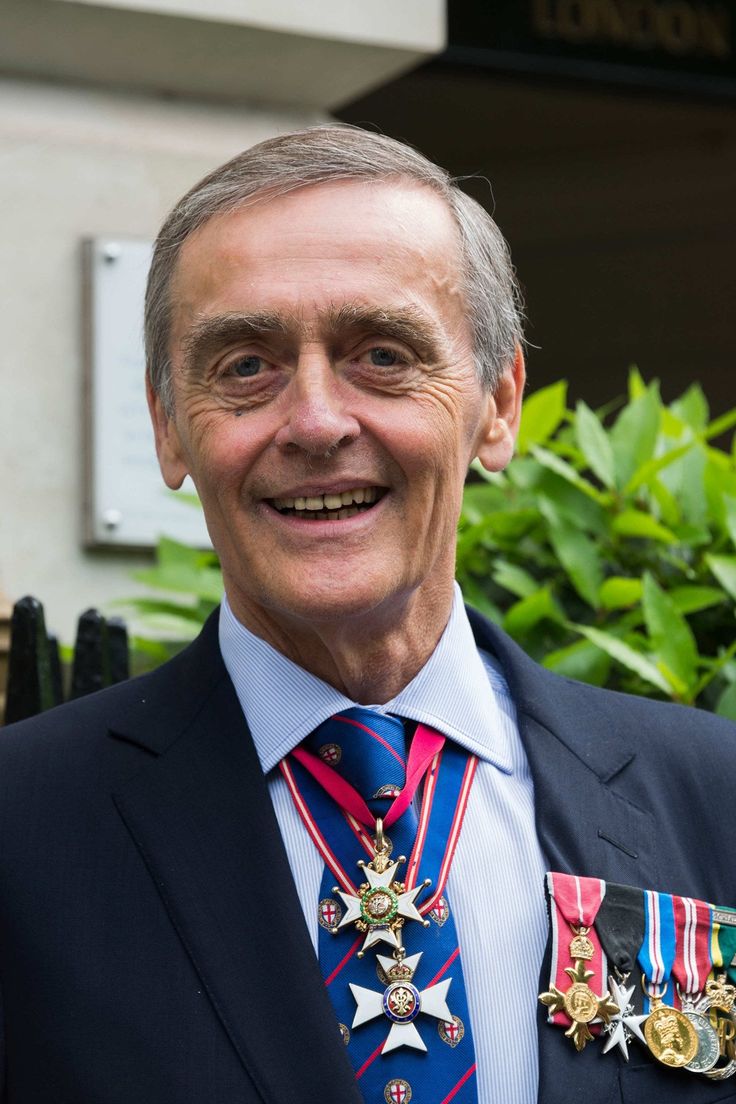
[467,609,658,1104]
[110,617,361,1104]
[467,607,658,887]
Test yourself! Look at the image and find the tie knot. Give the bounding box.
[307,706,407,809]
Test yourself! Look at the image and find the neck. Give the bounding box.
[225,581,455,703]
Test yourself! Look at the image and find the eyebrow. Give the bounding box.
[324,303,445,355]
[180,311,292,375]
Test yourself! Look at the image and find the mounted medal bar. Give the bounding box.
[539,872,736,1079]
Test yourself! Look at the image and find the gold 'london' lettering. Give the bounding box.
[531,0,731,59]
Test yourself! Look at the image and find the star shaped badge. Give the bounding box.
[539,959,620,1051]
[601,976,648,1060]
[333,858,430,957]
[349,952,455,1053]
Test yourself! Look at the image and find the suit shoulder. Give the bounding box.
[0,667,160,764]
[0,614,227,770]
[468,604,736,766]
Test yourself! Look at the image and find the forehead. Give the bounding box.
[169,179,466,338]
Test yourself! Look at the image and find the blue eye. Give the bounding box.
[370,348,398,367]
[232,356,262,377]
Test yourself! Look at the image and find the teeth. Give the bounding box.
[272,487,381,513]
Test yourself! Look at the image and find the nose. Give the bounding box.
[274,354,360,456]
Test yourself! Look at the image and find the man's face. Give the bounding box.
[150,179,522,638]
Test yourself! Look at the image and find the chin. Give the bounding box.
[265,574,406,627]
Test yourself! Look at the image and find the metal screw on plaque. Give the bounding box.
[102,242,121,263]
[102,509,122,531]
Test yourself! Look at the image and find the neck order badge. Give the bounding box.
[281,707,479,1104]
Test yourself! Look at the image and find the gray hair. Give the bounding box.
[145,125,524,412]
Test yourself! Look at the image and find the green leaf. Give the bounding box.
[611,511,677,543]
[667,586,727,615]
[703,457,736,528]
[671,384,709,432]
[168,489,202,508]
[541,506,603,608]
[503,587,561,637]
[704,406,736,441]
[128,611,204,640]
[536,476,608,536]
[660,444,707,527]
[517,381,568,455]
[530,446,609,504]
[716,681,736,722]
[543,639,611,686]
[491,561,538,599]
[706,555,736,601]
[599,576,643,610]
[623,442,694,495]
[610,387,661,489]
[575,401,615,488]
[628,366,648,401]
[570,623,673,695]
[724,495,736,549]
[642,573,698,692]
[648,479,681,528]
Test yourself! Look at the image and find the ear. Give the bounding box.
[146,379,190,490]
[475,344,526,473]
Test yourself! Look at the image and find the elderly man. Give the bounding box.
[0,127,734,1104]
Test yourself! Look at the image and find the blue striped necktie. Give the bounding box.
[305,707,478,1104]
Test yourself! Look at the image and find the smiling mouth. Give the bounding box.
[269,486,386,520]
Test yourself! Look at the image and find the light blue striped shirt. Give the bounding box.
[219,585,548,1104]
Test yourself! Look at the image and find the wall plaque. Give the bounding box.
[83,237,211,549]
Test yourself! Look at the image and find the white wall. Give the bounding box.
[0,77,327,643]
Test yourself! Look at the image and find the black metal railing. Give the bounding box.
[3,596,129,725]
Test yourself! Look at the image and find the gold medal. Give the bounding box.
[539,925,620,1051]
[641,979,698,1068]
[644,1004,698,1068]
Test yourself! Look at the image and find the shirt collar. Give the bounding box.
[219,584,514,776]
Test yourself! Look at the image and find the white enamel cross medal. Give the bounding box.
[329,819,431,957]
[350,951,455,1053]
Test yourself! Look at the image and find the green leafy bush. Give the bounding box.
[122,535,223,671]
[457,369,736,717]
[125,370,736,717]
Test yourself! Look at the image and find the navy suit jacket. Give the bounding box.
[0,608,735,1103]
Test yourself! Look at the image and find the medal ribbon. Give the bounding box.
[712,908,736,985]
[672,895,713,1005]
[638,890,676,1011]
[546,872,607,1028]
[595,880,646,979]
[291,723,444,830]
[282,725,476,909]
